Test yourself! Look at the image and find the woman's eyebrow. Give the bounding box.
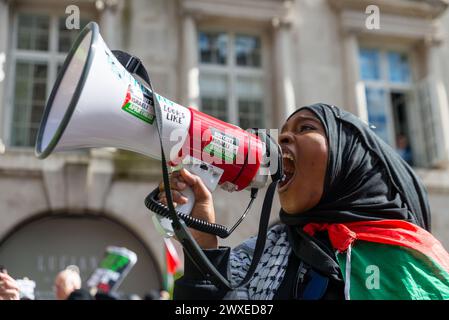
[280,124,287,132]
[281,114,321,132]
[296,115,321,124]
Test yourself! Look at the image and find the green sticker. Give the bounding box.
[121,84,155,124]
[100,253,130,273]
[203,129,239,162]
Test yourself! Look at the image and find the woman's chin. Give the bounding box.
[279,200,302,215]
[282,209,296,215]
[279,193,290,211]
[279,195,305,215]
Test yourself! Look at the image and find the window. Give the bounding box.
[199,73,228,121]
[198,31,265,129]
[359,48,414,165]
[199,32,228,65]
[9,13,89,147]
[387,52,411,83]
[235,34,261,67]
[236,76,264,129]
[359,49,380,81]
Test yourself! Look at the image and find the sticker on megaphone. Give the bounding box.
[87,246,137,295]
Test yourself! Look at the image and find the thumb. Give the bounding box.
[179,168,211,201]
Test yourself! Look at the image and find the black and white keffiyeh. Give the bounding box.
[229,224,291,300]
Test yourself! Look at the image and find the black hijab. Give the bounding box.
[279,103,431,280]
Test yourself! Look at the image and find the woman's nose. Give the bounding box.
[279,132,294,145]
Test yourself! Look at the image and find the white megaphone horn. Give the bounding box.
[35,22,189,162]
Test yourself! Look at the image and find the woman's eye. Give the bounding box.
[299,125,315,132]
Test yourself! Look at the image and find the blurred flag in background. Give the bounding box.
[163,238,180,298]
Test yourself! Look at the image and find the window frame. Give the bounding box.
[4,8,93,149]
[358,46,415,149]
[197,25,270,129]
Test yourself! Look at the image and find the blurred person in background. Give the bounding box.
[54,265,82,300]
[144,289,170,300]
[0,265,20,300]
[396,134,413,165]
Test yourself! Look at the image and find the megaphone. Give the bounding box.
[36,22,281,237]
[36,21,283,290]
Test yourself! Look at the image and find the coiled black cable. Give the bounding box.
[145,187,257,239]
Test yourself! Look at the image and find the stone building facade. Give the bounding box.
[1,0,449,298]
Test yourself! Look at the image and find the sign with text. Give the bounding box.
[86,246,137,294]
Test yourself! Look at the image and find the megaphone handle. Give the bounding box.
[151,162,223,237]
[175,185,195,215]
[174,160,222,215]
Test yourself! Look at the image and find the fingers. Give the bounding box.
[0,280,19,292]
[159,171,187,193]
[158,190,188,207]
[179,169,211,201]
[0,274,20,300]
[0,288,19,300]
[0,273,18,289]
[158,168,212,204]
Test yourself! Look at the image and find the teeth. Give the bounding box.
[282,153,294,161]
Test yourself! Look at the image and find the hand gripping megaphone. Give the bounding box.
[36,22,282,289]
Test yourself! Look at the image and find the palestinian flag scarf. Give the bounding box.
[303,220,449,299]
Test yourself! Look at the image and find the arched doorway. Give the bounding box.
[0,213,162,299]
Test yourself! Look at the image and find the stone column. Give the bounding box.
[42,157,67,211]
[342,32,367,121]
[97,0,124,49]
[273,19,296,126]
[427,40,449,167]
[181,13,199,109]
[87,149,114,211]
[0,0,10,150]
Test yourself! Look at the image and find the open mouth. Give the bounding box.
[278,150,296,192]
